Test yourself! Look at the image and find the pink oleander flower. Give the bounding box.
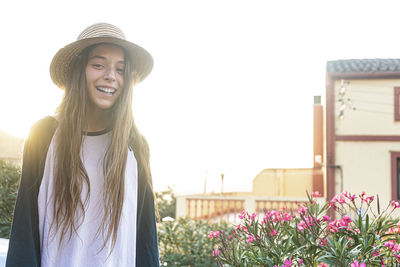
[236,224,249,233]
[393,243,400,253]
[318,238,327,246]
[386,223,400,234]
[330,195,338,205]
[351,260,366,267]
[318,263,328,267]
[239,210,246,219]
[362,195,374,204]
[208,230,220,240]
[322,215,331,222]
[297,221,306,231]
[212,248,219,256]
[247,234,255,243]
[283,258,292,267]
[342,215,352,224]
[330,194,346,206]
[298,259,303,266]
[327,219,339,233]
[297,206,307,215]
[269,229,277,236]
[392,200,400,209]
[249,212,257,221]
[312,191,321,197]
[282,212,293,222]
[384,241,394,249]
[264,210,273,220]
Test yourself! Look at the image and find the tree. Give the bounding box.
[156,186,176,220]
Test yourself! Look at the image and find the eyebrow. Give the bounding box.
[89,55,125,64]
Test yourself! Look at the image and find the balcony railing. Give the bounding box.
[177,194,314,223]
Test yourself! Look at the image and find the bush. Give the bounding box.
[0,160,20,238]
[211,191,400,267]
[156,186,176,220]
[158,217,230,267]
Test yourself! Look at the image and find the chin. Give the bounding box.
[97,101,117,110]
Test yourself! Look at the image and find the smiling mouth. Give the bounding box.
[96,87,116,95]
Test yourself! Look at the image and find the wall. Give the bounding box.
[335,141,400,206]
[252,168,313,197]
[333,78,400,205]
[335,79,400,135]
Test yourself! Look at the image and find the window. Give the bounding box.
[390,152,400,200]
[394,87,400,121]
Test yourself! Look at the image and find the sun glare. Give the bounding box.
[0,87,62,139]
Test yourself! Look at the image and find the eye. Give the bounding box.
[92,63,103,69]
[117,68,125,74]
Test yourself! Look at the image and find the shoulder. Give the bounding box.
[24,116,58,156]
[29,116,58,135]
[128,127,150,158]
[27,116,58,141]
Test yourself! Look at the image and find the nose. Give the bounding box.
[104,68,116,82]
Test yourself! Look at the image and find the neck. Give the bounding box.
[85,106,112,132]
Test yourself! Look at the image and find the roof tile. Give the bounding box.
[327,59,400,73]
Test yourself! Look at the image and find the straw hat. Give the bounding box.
[50,23,153,89]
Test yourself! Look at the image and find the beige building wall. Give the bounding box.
[333,78,400,206]
[334,79,400,135]
[335,142,400,206]
[252,168,313,197]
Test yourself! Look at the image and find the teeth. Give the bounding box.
[97,87,116,94]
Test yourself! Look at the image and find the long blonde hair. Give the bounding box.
[52,44,153,250]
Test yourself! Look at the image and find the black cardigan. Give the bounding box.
[6,116,159,267]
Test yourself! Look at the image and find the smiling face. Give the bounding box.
[85,43,125,114]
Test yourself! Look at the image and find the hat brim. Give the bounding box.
[50,37,153,89]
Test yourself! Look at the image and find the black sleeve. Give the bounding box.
[6,117,57,267]
[135,135,160,267]
[136,177,160,267]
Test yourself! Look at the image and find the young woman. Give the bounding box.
[6,23,159,267]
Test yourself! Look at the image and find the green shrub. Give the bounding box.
[211,191,400,266]
[0,159,20,238]
[156,186,176,220]
[158,217,230,267]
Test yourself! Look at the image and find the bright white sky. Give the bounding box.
[1,0,400,194]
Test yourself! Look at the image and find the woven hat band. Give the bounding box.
[77,23,126,40]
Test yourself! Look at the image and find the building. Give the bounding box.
[252,168,314,197]
[326,59,400,206]
[177,57,400,221]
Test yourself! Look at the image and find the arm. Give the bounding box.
[6,117,57,267]
[135,135,160,267]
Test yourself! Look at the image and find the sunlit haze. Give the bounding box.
[2,0,400,194]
